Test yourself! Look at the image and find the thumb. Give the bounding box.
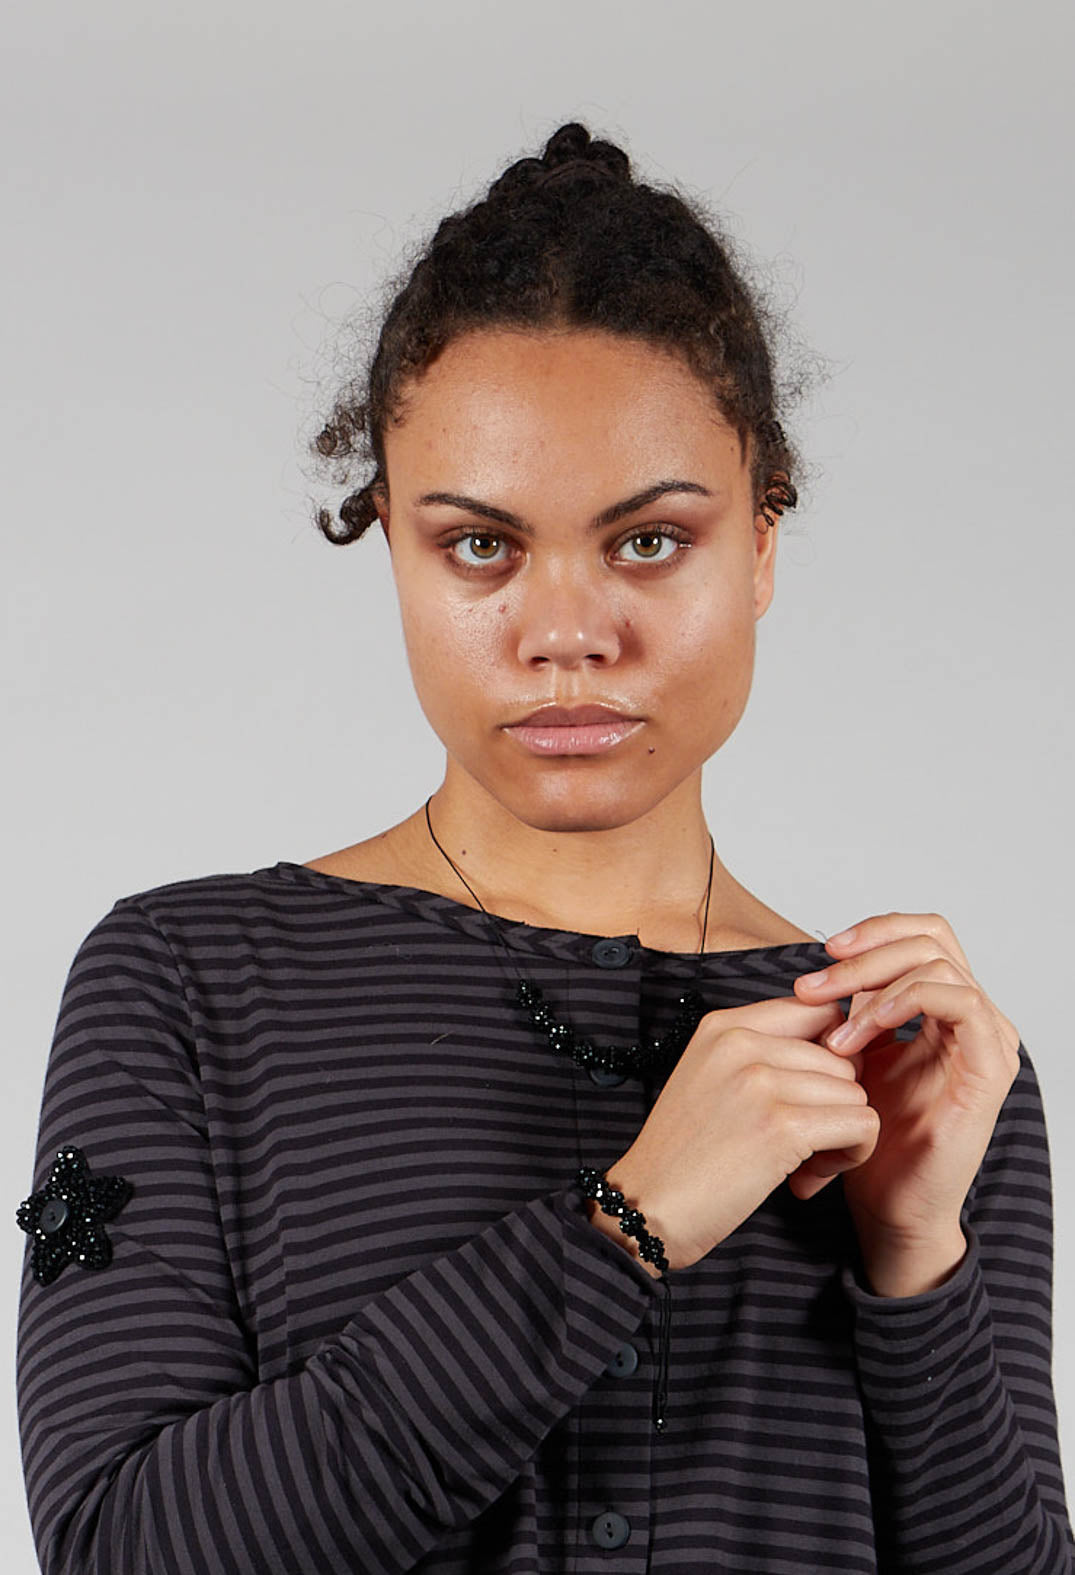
[787,1142,871,1201]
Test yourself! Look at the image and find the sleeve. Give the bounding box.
[844,1041,1075,1573]
[16,902,660,1575]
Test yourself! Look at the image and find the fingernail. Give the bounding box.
[800,969,829,988]
[826,1020,855,1049]
[828,928,857,946]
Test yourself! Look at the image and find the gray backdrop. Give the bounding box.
[4,0,1072,1563]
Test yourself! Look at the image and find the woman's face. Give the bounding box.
[375,327,779,835]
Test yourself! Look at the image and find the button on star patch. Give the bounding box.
[16,1146,132,1286]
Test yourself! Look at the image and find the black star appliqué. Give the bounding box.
[16,1145,132,1287]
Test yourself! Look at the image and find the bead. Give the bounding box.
[515,974,706,1081]
[15,1145,132,1287]
[577,1167,668,1276]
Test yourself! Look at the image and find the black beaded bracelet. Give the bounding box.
[577,1166,670,1275]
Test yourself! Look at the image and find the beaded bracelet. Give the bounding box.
[577,1166,670,1275]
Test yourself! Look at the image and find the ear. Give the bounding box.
[752,507,779,620]
[752,467,795,619]
[372,482,390,546]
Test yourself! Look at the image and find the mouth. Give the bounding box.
[502,704,644,757]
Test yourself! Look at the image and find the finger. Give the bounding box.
[787,1170,835,1201]
[820,972,969,1052]
[787,1147,861,1201]
[823,978,1017,1082]
[788,1145,864,1196]
[762,1069,871,1107]
[795,939,972,1006]
[820,912,973,974]
[705,994,847,1041]
[817,960,962,1052]
[728,1036,861,1081]
[784,1104,880,1171]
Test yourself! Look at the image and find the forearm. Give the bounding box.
[22,1186,658,1575]
[847,1229,1073,1573]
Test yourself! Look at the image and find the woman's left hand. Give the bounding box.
[792,912,1022,1296]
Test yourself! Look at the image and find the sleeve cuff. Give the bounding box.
[841,1224,982,1313]
[554,1181,665,1299]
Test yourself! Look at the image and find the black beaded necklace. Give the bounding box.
[423,795,704,1435]
[423,796,714,1082]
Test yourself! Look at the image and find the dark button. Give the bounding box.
[591,938,632,969]
[588,1066,628,1088]
[590,1511,631,1550]
[39,1198,69,1234]
[605,1341,639,1378]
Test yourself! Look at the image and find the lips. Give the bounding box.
[509,703,638,726]
[503,706,645,757]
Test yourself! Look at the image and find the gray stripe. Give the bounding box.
[15,862,1074,1572]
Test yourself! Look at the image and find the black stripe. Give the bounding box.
[15,862,1074,1572]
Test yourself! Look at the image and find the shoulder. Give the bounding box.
[55,871,294,1031]
[112,866,280,909]
[68,862,384,982]
[97,867,300,940]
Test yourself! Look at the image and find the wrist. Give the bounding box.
[585,1198,664,1279]
[578,1167,669,1279]
[857,1225,968,1298]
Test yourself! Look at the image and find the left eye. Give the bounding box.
[615,530,681,563]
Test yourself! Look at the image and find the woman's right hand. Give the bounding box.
[590,996,881,1274]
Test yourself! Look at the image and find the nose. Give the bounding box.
[514,564,623,669]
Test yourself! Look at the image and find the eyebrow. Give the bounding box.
[412,479,715,536]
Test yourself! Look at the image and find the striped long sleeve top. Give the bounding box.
[15,861,1075,1573]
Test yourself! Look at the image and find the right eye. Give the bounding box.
[445,532,514,571]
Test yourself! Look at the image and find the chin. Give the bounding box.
[488,770,667,836]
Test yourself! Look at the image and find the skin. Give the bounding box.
[307,325,1022,1296]
[314,325,809,952]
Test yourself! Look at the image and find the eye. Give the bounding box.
[613,528,688,565]
[445,531,514,570]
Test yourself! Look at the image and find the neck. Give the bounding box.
[401,765,739,950]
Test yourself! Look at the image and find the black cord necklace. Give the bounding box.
[423,795,703,1435]
[423,796,714,1082]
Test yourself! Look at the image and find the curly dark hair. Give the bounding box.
[310,121,801,544]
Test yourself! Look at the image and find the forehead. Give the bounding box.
[384,327,745,481]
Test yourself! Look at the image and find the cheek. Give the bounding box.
[397,591,505,695]
[651,586,755,688]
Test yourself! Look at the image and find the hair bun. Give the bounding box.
[488,122,631,200]
[540,121,631,183]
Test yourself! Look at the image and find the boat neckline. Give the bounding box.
[263,859,831,964]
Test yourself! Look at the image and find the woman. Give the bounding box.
[16,122,1072,1573]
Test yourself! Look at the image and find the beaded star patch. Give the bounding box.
[16,1145,132,1286]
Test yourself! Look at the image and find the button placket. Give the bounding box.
[582,938,635,1084]
[566,943,652,1574]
